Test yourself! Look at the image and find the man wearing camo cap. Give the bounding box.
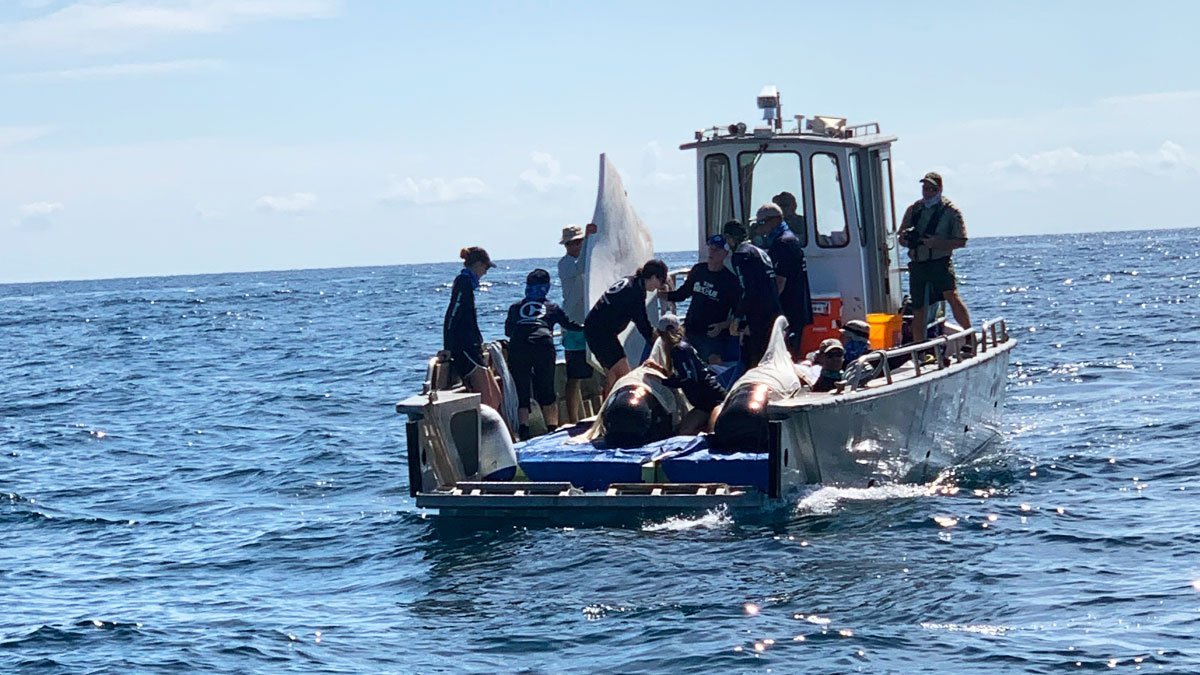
[898,172,971,338]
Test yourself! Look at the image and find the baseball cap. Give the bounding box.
[755,203,784,224]
[706,234,730,250]
[818,338,845,355]
[657,313,682,332]
[722,219,747,241]
[559,224,585,245]
[919,172,943,189]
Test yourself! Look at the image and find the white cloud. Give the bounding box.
[16,201,63,230]
[639,141,688,186]
[255,192,316,213]
[518,152,579,192]
[379,176,490,205]
[0,125,53,149]
[0,0,340,52]
[7,57,224,80]
[20,201,63,216]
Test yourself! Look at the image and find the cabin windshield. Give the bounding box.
[738,151,807,246]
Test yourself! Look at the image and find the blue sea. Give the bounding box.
[3,228,1200,673]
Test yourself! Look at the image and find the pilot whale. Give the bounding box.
[580,339,684,449]
[710,317,802,452]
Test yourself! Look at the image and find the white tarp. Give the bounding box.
[729,316,803,396]
[583,153,657,366]
[578,337,685,443]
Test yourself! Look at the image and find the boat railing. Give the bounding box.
[841,318,1010,391]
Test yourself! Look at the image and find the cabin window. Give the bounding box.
[880,157,896,232]
[849,152,864,246]
[737,151,807,246]
[703,154,734,239]
[811,152,850,248]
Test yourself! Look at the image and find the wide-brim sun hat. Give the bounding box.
[559,224,585,245]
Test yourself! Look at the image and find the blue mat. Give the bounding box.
[510,426,768,492]
[659,446,770,493]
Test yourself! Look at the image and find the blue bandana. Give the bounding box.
[921,193,942,208]
[765,222,791,247]
[524,282,551,301]
[459,267,480,290]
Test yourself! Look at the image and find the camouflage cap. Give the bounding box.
[818,338,845,355]
[919,172,943,189]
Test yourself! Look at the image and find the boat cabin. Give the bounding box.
[680,86,904,332]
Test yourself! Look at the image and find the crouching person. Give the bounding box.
[649,314,727,435]
[505,268,582,440]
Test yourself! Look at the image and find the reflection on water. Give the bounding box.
[3,229,1200,671]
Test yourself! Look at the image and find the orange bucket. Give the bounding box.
[866,313,902,349]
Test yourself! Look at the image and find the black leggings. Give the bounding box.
[509,341,557,409]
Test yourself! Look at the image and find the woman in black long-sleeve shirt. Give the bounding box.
[584,259,668,393]
[440,246,501,410]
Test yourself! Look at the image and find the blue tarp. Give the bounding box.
[509,425,768,492]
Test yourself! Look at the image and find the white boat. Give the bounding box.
[396,87,1015,520]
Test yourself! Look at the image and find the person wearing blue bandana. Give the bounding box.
[439,246,501,411]
[504,268,583,440]
[753,202,813,359]
[723,219,780,370]
[897,171,971,338]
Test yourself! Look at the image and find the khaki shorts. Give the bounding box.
[909,257,957,306]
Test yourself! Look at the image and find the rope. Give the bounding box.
[841,351,886,391]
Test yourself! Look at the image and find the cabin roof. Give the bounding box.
[679,132,898,152]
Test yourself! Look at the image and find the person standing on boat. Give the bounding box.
[898,172,971,336]
[661,234,742,364]
[752,203,813,359]
[505,268,583,440]
[722,219,780,370]
[584,259,669,394]
[557,223,597,423]
[772,191,807,240]
[439,246,502,411]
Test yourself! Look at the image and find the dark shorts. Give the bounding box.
[509,341,556,408]
[565,349,593,380]
[584,324,626,371]
[450,345,486,380]
[686,329,740,363]
[683,381,727,413]
[910,257,957,306]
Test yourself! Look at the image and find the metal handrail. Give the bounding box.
[840,318,1009,392]
[419,357,440,400]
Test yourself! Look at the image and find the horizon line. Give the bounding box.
[2,224,1195,288]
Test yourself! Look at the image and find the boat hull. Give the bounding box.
[775,339,1015,487]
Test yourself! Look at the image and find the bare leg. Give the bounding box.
[678,409,710,436]
[909,305,928,342]
[603,358,630,397]
[517,407,530,426]
[564,379,582,423]
[706,405,721,433]
[469,367,502,411]
[944,290,971,329]
[541,403,560,430]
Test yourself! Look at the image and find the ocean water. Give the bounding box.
[3,228,1200,673]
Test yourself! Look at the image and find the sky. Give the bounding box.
[1,0,1198,283]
